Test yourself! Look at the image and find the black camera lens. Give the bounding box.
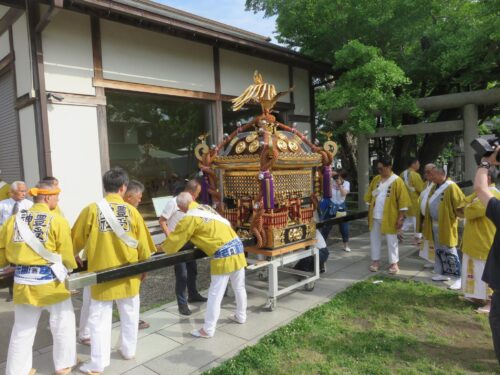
[333,175,339,180]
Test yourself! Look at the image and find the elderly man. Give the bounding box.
[0,182,77,375]
[460,167,500,313]
[72,168,154,374]
[0,170,10,200]
[418,163,437,267]
[399,158,425,244]
[422,167,465,289]
[0,181,33,225]
[159,179,207,316]
[365,155,411,274]
[161,192,247,338]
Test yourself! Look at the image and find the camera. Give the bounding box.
[332,175,339,180]
[470,136,500,164]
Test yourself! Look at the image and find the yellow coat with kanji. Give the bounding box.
[72,193,154,301]
[161,202,247,275]
[460,187,500,260]
[364,173,411,235]
[400,169,425,217]
[422,181,465,248]
[0,203,76,307]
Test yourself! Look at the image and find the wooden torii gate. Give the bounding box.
[328,88,500,209]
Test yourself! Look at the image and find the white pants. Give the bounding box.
[402,216,422,238]
[370,218,399,264]
[461,254,489,300]
[419,240,435,262]
[79,286,91,340]
[80,295,140,373]
[6,298,76,375]
[204,267,247,337]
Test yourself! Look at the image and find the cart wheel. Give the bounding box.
[265,298,276,311]
[304,281,315,291]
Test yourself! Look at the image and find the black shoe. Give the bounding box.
[178,304,192,316]
[188,294,208,303]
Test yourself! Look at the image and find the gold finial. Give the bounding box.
[319,130,334,141]
[198,133,210,144]
[232,70,293,115]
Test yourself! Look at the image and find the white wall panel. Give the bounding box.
[220,49,290,102]
[294,121,311,136]
[101,20,215,93]
[42,9,95,95]
[293,68,310,115]
[0,31,9,60]
[12,14,32,96]
[0,5,9,19]
[18,105,40,188]
[47,104,103,224]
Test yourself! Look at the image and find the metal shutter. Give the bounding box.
[0,71,22,182]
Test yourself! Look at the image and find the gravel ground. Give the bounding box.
[70,218,370,313]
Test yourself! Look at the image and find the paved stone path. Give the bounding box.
[0,232,445,375]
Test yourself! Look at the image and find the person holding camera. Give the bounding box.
[474,146,500,363]
[319,169,351,252]
[461,167,500,314]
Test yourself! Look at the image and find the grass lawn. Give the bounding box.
[205,278,498,375]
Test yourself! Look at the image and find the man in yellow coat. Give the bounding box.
[72,168,154,374]
[400,158,425,243]
[364,156,411,274]
[460,167,499,313]
[0,169,10,201]
[422,167,465,289]
[161,192,247,338]
[0,182,77,375]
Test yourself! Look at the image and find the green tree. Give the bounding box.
[246,0,500,173]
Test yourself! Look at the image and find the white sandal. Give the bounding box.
[190,328,212,339]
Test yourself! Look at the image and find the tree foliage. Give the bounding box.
[246,0,499,171]
[316,40,420,134]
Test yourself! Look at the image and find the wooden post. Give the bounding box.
[357,135,369,210]
[463,104,479,182]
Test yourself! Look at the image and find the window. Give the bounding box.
[106,91,212,217]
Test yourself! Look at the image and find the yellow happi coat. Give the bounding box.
[0,181,10,201]
[0,203,76,307]
[417,182,434,234]
[53,205,64,217]
[400,169,425,217]
[161,202,247,275]
[422,180,465,247]
[72,193,154,301]
[364,173,412,235]
[460,186,500,261]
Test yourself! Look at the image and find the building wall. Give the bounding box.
[219,49,290,102]
[18,106,39,188]
[47,104,103,224]
[42,8,95,95]
[0,31,9,60]
[101,20,215,93]
[11,14,32,97]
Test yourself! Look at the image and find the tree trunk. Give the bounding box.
[391,135,417,174]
